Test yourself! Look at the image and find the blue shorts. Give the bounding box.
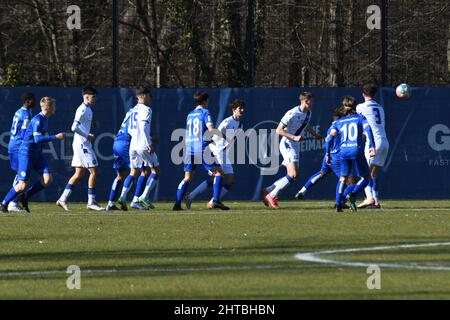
[9,152,19,171]
[184,152,220,173]
[340,156,370,178]
[17,153,50,181]
[113,139,130,172]
[320,155,341,178]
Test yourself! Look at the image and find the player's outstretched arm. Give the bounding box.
[275,122,302,142]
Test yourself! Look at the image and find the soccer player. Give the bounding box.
[326,106,376,212]
[356,83,389,209]
[116,88,159,210]
[105,106,134,211]
[185,99,245,208]
[56,87,104,211]
[1,97,66,212]
[262,92,322,209]
[295,96,357,200]
[6,92,36,212]
[172,91,229,211]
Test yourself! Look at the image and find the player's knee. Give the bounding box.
[15,181,27,193]
[41,175,52,187]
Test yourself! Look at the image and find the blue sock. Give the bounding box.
[2,187,20,207]
[123,175,134,189]
[134,176,147,197]
[304,172,323,190]
[372,178,378,193]
[146,173,159,191]
[343,184,356,201]
[352,178,370,195]
[25,181,45,199]
[176,180,189,205]
[335,180,345,206]
[109,178,123,202]
[213,176,224,202]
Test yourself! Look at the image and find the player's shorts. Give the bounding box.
[184,151,220,173]
[365,139,389,167]
[113,139,130,171]
[213,148,233,175]
[17,152,50,181]
[340,155,370,178]
[280,139,299,166]
[129,149,159,169]
[9,151,19,171]
[320,155,341,178]
[72,143,98,168]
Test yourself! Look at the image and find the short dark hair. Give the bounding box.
[299,92,314,101]
[363,83,377,98]
[82,86,97,95]
[230,99,245,111]
[194,91,208,105]
[22,92,35,103]
[135,88,151,96]
[333,107,343,119]
[342,95,357,110]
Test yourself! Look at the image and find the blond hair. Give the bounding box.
[40,96,55,108]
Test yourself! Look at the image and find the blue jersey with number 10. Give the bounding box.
[331,114,374,160]
[185,106,214,155]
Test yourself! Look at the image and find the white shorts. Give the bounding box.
[130,149,159,169]
[280,138,299,166]
[72,143,98,168]
[214,149,234,175]
[365,139,389,167]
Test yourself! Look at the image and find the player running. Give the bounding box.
[105,105,134,211]
[326,106,376,212]
[356,83,389,209]
[56,87,104,211]
[173,91,229,211]
[116,88,160,211]
[185,99,245,209]
[262,92,322,209]
[6,92,36,212]
[1,97,66,212]
[295,96,357,200]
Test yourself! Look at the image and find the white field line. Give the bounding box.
[295,242,450,271]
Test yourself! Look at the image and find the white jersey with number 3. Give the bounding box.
[356,100,387,142]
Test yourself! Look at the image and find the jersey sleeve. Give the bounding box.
[280,111,291,126]
[71,107,88,138]
[21,111,32,130]
[203,110,213,127]
[33,118,56,143]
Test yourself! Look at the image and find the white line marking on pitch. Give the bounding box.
[295,242,450,271]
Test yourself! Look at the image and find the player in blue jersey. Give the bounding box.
[1,97,66,212]
[105,107,134,211]
[6,92,36,212]
[295,96,358,201]
[172,91,229,211]
[325,107,376,212]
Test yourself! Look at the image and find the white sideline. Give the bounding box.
[294,242,450,271]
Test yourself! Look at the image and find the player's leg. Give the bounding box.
[19,159,52,212]
[347,158,372,210]
[207,162,234,207]
[208,167,229,210]
[131,167,149,210]
[8,152,23,212]
[117,168,140,210]
[173,170,195,211]
[2,155,31,212]
[360,145,375,208]
[265,163,297,209]
[138,153,160,209]
[188,176,213,201]
[367,142,388,208]
[295,164,329,200]
[86,166,105,210]
[106,169,127,211]
[107,141,129,210]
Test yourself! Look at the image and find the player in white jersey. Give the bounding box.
[262,92,322,209]
[56,87,104,211]
[185,99,245,208]
[117,88,160,210]
[356,83,389,209]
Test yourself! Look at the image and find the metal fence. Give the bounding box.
[1,0,449,88]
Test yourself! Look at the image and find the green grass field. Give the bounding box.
[1,199,450,299]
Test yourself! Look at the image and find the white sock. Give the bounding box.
[132,196,139,203]
[190,180,211,200]
[88,194,96,205]
[108,201,115,207]
[364,186,373,200]
[299,186,307,194]
[372,191,379,205]
[270,176,292,197]
[59,188,72,202]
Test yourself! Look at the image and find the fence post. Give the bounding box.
[247,0,255,87]
[381,0,388,86]
[112,0,119,87]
